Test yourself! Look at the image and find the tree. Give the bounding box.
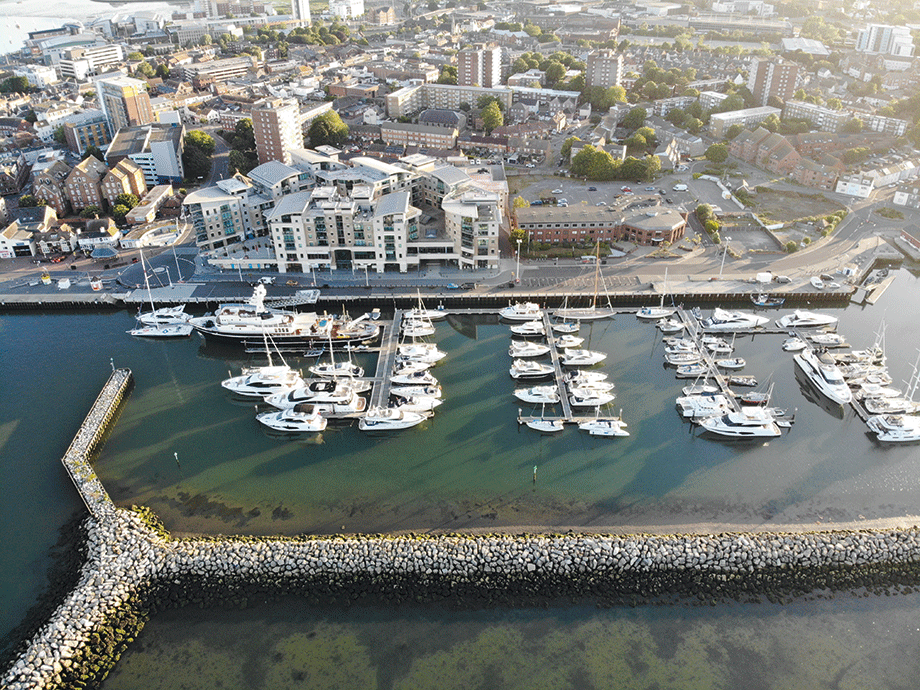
[127,51,145,61]
[544,61,566,85]
[705,143,729,163]
[826,98,842,110]
[183,146,212,181]
[18,194,43,207]
[436,65,457,85]
[308,110,349,147]
[233,118,255,151]
[228,149,258,175]
[621,107,647,131]
[705,219,720,235]
[185,130,216,156]
[725,124,744,140]
[695,203,714,223]
[560,136,580,160]
[201,34,212,45]
[155,64,171,79]
[481,100,503,134]
[620,156,646,181]
[644,155,661,181]
[112,204,131,225]
[841,118,863,134]
[685,117,703,135]
[82,146,104,161]
[636,126,657,149]
[0,76,30,93]
[477,95,505,112]
[512,196,529,209]
[53,126,66,145]
[80,205,102,219]
[115,193,140,209]
[134,61,155,78]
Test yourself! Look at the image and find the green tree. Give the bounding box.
[636,126,657,148]
[185,129,216,155]
[705,219,720,234]
[620,156,646,181]
[477,95,505,112]
[53,126,66,145]
[80,205,102,219]
[544,61,566,85]
[134,62,155,78]
[724,124,744,140]
[826,98,842,110]
[512,195,529,209]
[437,65,457,84]
[621,106,647,131]
[18,194,42,207]
[0,76,30,93]
[127,51,145,61]
[481,100,503,134]
[695,203,714,223]
[560,136,580,159]
[705,143,729,163]
[841,117,864,134]
[82,146,104,161]
[183,146,212,181]
[115,193,140,209]
[155,64,171,79]
[112,204,130,225]
[308,110,349,147]
[685,117,703,134]
[233,119,255,151]
[644,155,661,181]
[228,149,258,175]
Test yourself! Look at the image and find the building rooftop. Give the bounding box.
[264,191,313,220]
[374,190,410,218]
[248,161,302,188]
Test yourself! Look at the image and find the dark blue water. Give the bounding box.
[4,267,920,686]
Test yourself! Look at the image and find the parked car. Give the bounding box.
[531,200,543,206]
[588,186,597,191]
[552,188,563,194]
[645,186,655,191]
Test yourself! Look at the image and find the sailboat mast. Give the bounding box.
[140,250,155,315]
[591,242,600,309]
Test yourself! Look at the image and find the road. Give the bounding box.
[204,127,230,187]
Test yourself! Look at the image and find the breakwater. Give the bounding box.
[6,371,920,689]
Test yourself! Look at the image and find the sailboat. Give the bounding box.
[554,243,616,321]
[309,330,364,378]
[637,267,676,320]
[128,251,192,338]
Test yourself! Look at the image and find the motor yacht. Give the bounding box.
[524,418,564,433]
[390,384,442,399]
[499,302,544,321]
[509,341,551,358]
[808,332,846,347]
[221,365,305,398]
[390,370,438,386]
[401,319,436,338]
[776,310,839,329]
[554,334,584,349]
[861,397,920,415]
[391,359,432,376]
[682,381,719,396]
[866,414,920,443]
[514,385,560,404]
[359,407,429,431]
[793,348,852,405]
[698,407,782,438]
[564,370,609,386]
[136,305,191,326]
[510,359,554,380]
[699,308,769,331]
[256,405,328,433]
[676,393,733,419]
[397,343,446,362]
[561,349,607,366]
[578,418,629,437]
[127,323,194,338]
[190,285,379,347]
[264,379,369,409]
[716,358,746,370]
[782,337,807,352]
[569,389,616,407]
[656,317,685,333]
[389,394,443,413]
[509,320,546,337]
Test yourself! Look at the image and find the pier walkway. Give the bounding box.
[59,368,133,518]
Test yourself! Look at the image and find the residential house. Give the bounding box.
[33,160,73,216]
[77,217,121,250]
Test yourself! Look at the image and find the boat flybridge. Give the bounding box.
[509,320,546,337]
[676,393,734,419]
[699,308,769,331]
[510,359,554,380]
[499,302,544,321]
[256,405,328,433]
[776,310,839,329]
[137,305,191,327]
[263,379,370,410]
[866,414,920,443]
[222,365,305,397]
[359,406,429,431]
[514,385,560,404]
[699,407,782,438]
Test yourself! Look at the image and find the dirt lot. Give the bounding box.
[750,188,846,223]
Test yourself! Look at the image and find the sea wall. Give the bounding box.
[6,508,920,690]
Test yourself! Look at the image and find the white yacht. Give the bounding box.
[578,418,629,437]
[401,319,436,338]
[676,393,733,419]
[862,397,920,415]
[309,360,364,378]
[657,317,685,333]
[510,359,554,380]
[264,379,370,409]
[569,389,616,407]
[794,348,852,405]
[704,337,734,354]
[699,407,782,438]
[190,285,379,347]
[782,337,807,352]
[561,349,607,366]
[509,341,551,358]
[509,320,546,337]
[636,304,676,320]
[256,405,328,433]
[127,323,193,338]
[359,407,429,431]
[222,365,305,398]
[564,370,609,386]
[664,337,697,351]
[392,358,432,376]
[675,363,709,378]
[682,381,719,396]
[716,358,746,370]
[809,332,846,347]
[514,385,560,404]
[866,414,920,443]
[390,384,442,399]
[554,334,584,349]
[665,351,702,366]
[524,418,564,433]
[499,302,544,321]
[405,305,447,322]
[137,304,191,327]
[389,395,443,413]
[568,379,615,393]
[398,343,446,362]
[390,370,438,386]
[699,308,769,331]
[776,310,839,329]
[551,322,579,334]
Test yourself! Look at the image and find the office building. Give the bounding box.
[253,99,301,166]
[585,50,624,88]
[291,0,311,25]
[746,58,799,106]
[95,76,154,134]
[458,44,501,88]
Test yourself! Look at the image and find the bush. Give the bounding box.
[692,172,702,179]
[785,241,798,253]
[802,237,811,245]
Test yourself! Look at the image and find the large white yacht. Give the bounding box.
[137,305,191,326]
[359,407,429,431]
[554,334,584,349]
[509,320,546,337]
[499,302,544,321]
[509,341,551,358]
[866,414,920,443]
[263,379,370,410]
[569,389,616,407]
[578,418,629,437]
[389,384,442,399]
[221,365,305,398]
[390,370,439,386]
[699,407,782,438]
[775,310,839,329]
[398,343,447,362]
[561,349,607,366]
[514,385,560,404]
[510,360,554,380]
[389,395,443,413]
[256,405,328,433]
[128,323,193,338]
[676,393,733,419]
[794,348,853,405]
[699,308,769,331]
[190,285,379,347]
[308,360,364,378]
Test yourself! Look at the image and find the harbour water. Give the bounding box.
[3,266,920,686]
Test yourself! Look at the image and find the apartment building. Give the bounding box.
[101,159,148,210]
[458,44,501,88]
[856,24,914,57]
[709,106,781,138]
[64,156,108,213]
[33,160,72,216]
[253,99,301,166]
[746,58,799,106]
[63,111,111,156]
[386,83,513,118]
[181,57,254,89]
[95,76,154,134]
[380,122,459,149]
[60,44,124,80]
[585,50,623,89]
[783,100,909,137]
[106,123,185,185]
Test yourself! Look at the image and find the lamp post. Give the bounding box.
[719,236,733,278]
[364,264,369,288]
[515,237,522,283]
[153,266,172,287]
